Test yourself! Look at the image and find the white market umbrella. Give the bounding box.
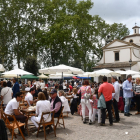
[77,72,93,77]
[89,69,121,77]
[115,70,126,75]
[0,64,5,72]
[123,70,140,75]
[2,74,21,78]
[39,64,84,74]
[38,74,48,79]
[49,73,75,77]
[132,75,140,78]
[2,68,33,76]
[48,75,62,79]
[116,70,140,75]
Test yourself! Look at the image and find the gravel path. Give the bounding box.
[8,111,140,140]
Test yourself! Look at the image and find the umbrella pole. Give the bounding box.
[62,72,64,83]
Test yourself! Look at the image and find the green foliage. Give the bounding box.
[0,0,130,72]
[24,56,40,75]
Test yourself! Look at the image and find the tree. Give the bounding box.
[24,56,40,75]
[0,0,130,72]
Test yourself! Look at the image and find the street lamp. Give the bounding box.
[129,59,132,70]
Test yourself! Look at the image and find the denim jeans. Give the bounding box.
[124,98,131,114]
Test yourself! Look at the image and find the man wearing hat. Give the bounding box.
[50,89,62,117]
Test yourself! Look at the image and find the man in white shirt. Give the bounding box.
[1,82,13,106]
[112,76,120,123]
[5,92,27,136]
[25,88,36,106]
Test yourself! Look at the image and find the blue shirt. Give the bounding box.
[123,80,133,98]
[12,82,20,97]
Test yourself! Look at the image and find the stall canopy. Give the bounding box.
[116,70,140,75]
[21,75,38,79]
[77,76,91,79]
[38,74,48,79]
[48,73,74,79]
[132,75,140,78]
[39,64,84,74]
[2,74,21,78]
[72,76,80,79]
[88,69,121,77]
[77,72,93,77]
[2,68,33,76]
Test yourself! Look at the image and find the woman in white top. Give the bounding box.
[0,81,13,106]
[59,90,70,113]
[31,92,51,128]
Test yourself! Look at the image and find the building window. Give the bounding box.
[115,52,119,61]
[129,39,133,43]
[135,29,136,33]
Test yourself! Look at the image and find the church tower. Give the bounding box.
[132,23,140,34]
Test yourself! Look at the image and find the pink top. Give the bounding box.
[50,97,61,113]
[92,95,98,109]
[78,86,92,99]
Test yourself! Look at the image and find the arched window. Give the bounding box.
[129,39,133,43]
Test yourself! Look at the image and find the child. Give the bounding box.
[70,88,78,115]
[92,88,101,124]
[59,90,70,113]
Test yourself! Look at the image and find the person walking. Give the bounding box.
[123,75,133,116]
[133,78,140,115]
[98,76,115,126]
[78,80,92,125]
[111,76,120,122]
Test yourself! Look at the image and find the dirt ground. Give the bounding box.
[8,111,140,140]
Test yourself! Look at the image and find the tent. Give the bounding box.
[72,76,80,79]
[116,70,140,75]
[132,75,140,78]
[2,68,33,76]
[88,69,121,77]
[77,76,91,79]
[39,64,84,75]
[21,75,38,79]
[38,74,48,79]
[2,74,21,78]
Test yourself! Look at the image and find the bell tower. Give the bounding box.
[132,23,140,34]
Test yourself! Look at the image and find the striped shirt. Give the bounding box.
[134,84,140,93]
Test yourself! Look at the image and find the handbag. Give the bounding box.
[84,86,91,100]
[0,88,10,101]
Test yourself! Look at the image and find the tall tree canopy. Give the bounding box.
[24,56,40,75]
[0,0,129,71]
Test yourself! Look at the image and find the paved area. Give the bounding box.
[8,111,140,140]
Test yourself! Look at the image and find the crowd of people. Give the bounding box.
[0,74,140,136]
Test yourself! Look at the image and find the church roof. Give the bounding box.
[122,34,140,40]
[102,39,140,50]
[132,26,140,29]
[93,61,137,69]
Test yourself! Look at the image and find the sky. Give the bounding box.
[89,0,140,34]
[14,0,140,69]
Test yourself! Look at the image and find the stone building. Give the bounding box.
[93,25,140,82]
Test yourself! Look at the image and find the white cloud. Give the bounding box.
[88,0,140,34]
